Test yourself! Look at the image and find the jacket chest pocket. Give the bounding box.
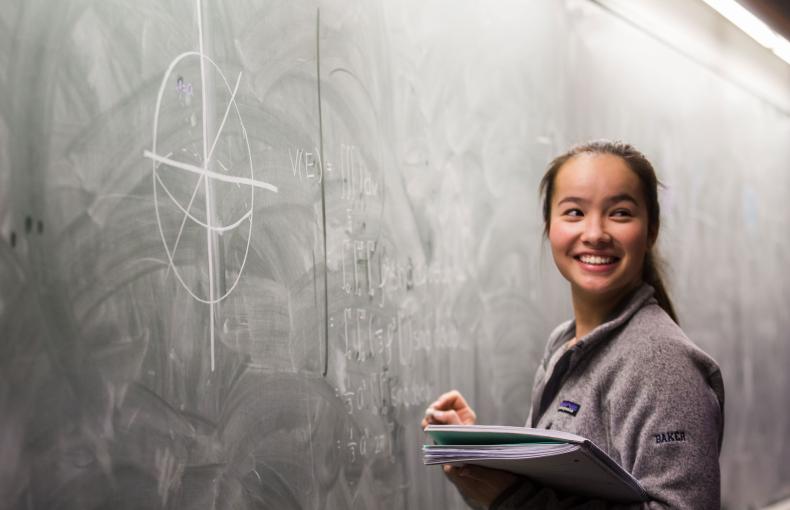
[544,397,584,433]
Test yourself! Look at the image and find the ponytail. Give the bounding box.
[643,252,678,324]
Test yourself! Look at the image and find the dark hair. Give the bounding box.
[538,140,678,323]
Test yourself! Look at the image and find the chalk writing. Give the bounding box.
[339,143,380,200]
[288,146,324,183]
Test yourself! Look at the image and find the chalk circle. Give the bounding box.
[150,51,259,305]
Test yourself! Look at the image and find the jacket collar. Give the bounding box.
[551,283,657,358]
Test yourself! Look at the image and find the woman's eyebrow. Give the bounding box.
[606,193,639,206]
[556,194,639,207]
[557,196,586,206]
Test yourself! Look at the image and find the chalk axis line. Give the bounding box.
[143,1,278,371]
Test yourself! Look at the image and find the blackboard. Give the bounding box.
[1,1,788,508]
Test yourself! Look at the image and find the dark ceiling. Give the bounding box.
[738,0,790,41]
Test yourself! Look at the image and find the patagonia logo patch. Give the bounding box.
[558,400,581,416]
[655,430,686,444]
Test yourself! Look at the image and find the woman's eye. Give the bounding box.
[563,208,583,217]
[611,209,633,218]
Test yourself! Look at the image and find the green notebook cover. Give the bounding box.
[426,424,584,446]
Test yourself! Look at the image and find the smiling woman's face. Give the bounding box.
[548,153,652,303]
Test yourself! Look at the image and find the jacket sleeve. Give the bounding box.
[490,336,724,510]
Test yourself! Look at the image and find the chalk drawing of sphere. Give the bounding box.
[150,51,257,305]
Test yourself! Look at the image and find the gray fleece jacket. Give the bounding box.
[491,284,725,509]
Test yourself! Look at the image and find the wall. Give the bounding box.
[0,0,788,508]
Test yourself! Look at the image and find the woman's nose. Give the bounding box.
[581,218,611,245]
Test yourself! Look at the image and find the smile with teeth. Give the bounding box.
[576,255,618,265]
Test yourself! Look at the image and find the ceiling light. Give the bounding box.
[700,0,790,65]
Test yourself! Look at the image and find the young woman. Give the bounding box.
[422,141,725,509]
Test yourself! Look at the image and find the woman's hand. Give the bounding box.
[443,464,518,509]
[423,391,516,507]
[421,390,477,428]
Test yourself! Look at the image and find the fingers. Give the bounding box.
[423,407,462,427]
[421,407,442,428]
[463,465,518,495]
[448,465,518,492]
[421,407,446,428]
[423,390,477,430]
[427,390,477,425]
[443,463,463,479]
[443,465,499,487]
[438,409,462,425]
[457,465,500,483]
[441,464,517,509]
[430,389,468,412]
[421,408,434,429]
[442,464,464,492]
[445,464,479,480]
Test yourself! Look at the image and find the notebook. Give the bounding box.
[424,424,647,503]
